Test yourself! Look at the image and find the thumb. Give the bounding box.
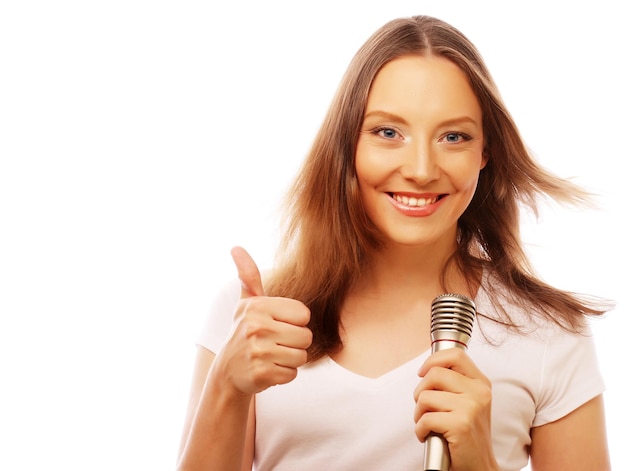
[230,246,265,298]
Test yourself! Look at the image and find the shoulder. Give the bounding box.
[472,278,604,425]
[474,274,595,345]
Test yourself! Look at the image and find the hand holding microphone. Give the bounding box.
[423,294,475,471]
[414,294,495,471]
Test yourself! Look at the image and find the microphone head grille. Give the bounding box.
[430,293,476,342]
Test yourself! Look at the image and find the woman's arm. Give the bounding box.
[176,248,310,470]
[529,394,610,470]
[176,346,255,471]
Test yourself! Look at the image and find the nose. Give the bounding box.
[399,141,440,184]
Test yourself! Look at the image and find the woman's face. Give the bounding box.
[355,54,486,249]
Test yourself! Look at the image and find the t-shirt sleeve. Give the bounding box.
[533,319,605,427]
[196,277,240,354]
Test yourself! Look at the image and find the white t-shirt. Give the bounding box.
[197,277,605,471]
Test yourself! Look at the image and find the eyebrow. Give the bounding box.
[362,110,409,125]
[362,110,480,128]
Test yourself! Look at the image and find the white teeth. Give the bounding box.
[393,194,437,207]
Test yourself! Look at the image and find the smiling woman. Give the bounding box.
[176,14,614,471]
[356,55,487,246]
[0,2,622,471]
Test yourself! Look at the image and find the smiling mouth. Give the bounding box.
[389,193,446,208]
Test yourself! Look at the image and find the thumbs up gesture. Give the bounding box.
[215,246,313,396]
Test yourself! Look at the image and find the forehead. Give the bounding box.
[365,55,482,120]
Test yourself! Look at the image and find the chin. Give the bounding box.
[382,226,457,250]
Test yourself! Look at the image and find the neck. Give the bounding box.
[358,241,461,299]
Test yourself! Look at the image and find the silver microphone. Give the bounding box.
[423,293,476,471]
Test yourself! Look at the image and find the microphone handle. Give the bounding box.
[423,340,468,471]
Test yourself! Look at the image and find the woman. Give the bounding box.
[177,15,612,470]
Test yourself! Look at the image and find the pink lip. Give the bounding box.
[387,192,447,217]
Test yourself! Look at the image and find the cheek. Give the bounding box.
[354,151,374,187]
[354,155,382,210]
[447,158,484,191]
[355,147,391,188]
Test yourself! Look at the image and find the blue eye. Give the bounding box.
[373,127,399,139]
[443,132,471,143]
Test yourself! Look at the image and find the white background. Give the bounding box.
[1,1,623,469]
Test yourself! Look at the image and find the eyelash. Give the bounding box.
[371,126,401,140]
[442,132,472,143]
[370,127,473,143]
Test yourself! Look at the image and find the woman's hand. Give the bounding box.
[414,348,498,471]
[213,246,313,397]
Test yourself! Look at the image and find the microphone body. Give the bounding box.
[423,294,476,471]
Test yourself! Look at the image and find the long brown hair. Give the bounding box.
[265,15,612,361]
